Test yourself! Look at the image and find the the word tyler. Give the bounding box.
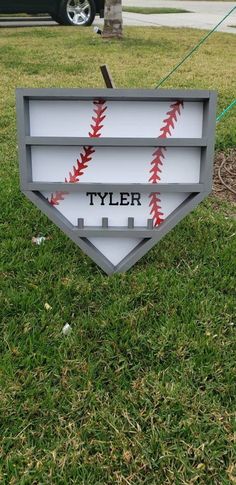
[86,192,142,206]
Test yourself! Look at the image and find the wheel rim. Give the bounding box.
[66,0,91,25]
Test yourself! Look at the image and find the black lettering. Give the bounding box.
[109,192,119,206]
[131,192,141,206]
[97,192,108,205]
[86,192,97,205]
[86,192,141,206]
[120,192,130,206]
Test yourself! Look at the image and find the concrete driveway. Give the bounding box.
[121,1,236,33]
[0,2,235,33]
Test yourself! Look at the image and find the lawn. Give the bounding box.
[122,7,190,14]
[0,25,236,484]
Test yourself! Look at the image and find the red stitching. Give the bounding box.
[48,99,107,206]
[149,101,184,226]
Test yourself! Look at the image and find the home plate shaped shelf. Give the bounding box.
[16,88,217,274]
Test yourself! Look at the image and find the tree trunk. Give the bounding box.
[102,0,123,39]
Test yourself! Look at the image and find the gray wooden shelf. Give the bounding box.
[26,182,204,193]
[25,136,207,147]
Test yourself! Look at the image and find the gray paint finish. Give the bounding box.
[16,88,217,275]
[25,137,208,147]
[26,183,205,193]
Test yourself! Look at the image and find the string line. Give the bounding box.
[155,6,236,89]
[216,99,236,122]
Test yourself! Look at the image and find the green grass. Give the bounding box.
[0,26,236,484]
[122,7,190,15]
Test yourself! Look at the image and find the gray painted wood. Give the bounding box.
[102,218,109,228]
[26,183,205,193]
[16,87,212,101]
[25,136,207,147]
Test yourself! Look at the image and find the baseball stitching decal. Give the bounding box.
[48,99,107,206]
[149,101,184,226]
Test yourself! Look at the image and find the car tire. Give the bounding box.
[50,13,62,23]
[58,0,96,26]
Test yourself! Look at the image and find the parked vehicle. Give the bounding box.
[0,0,104,26]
